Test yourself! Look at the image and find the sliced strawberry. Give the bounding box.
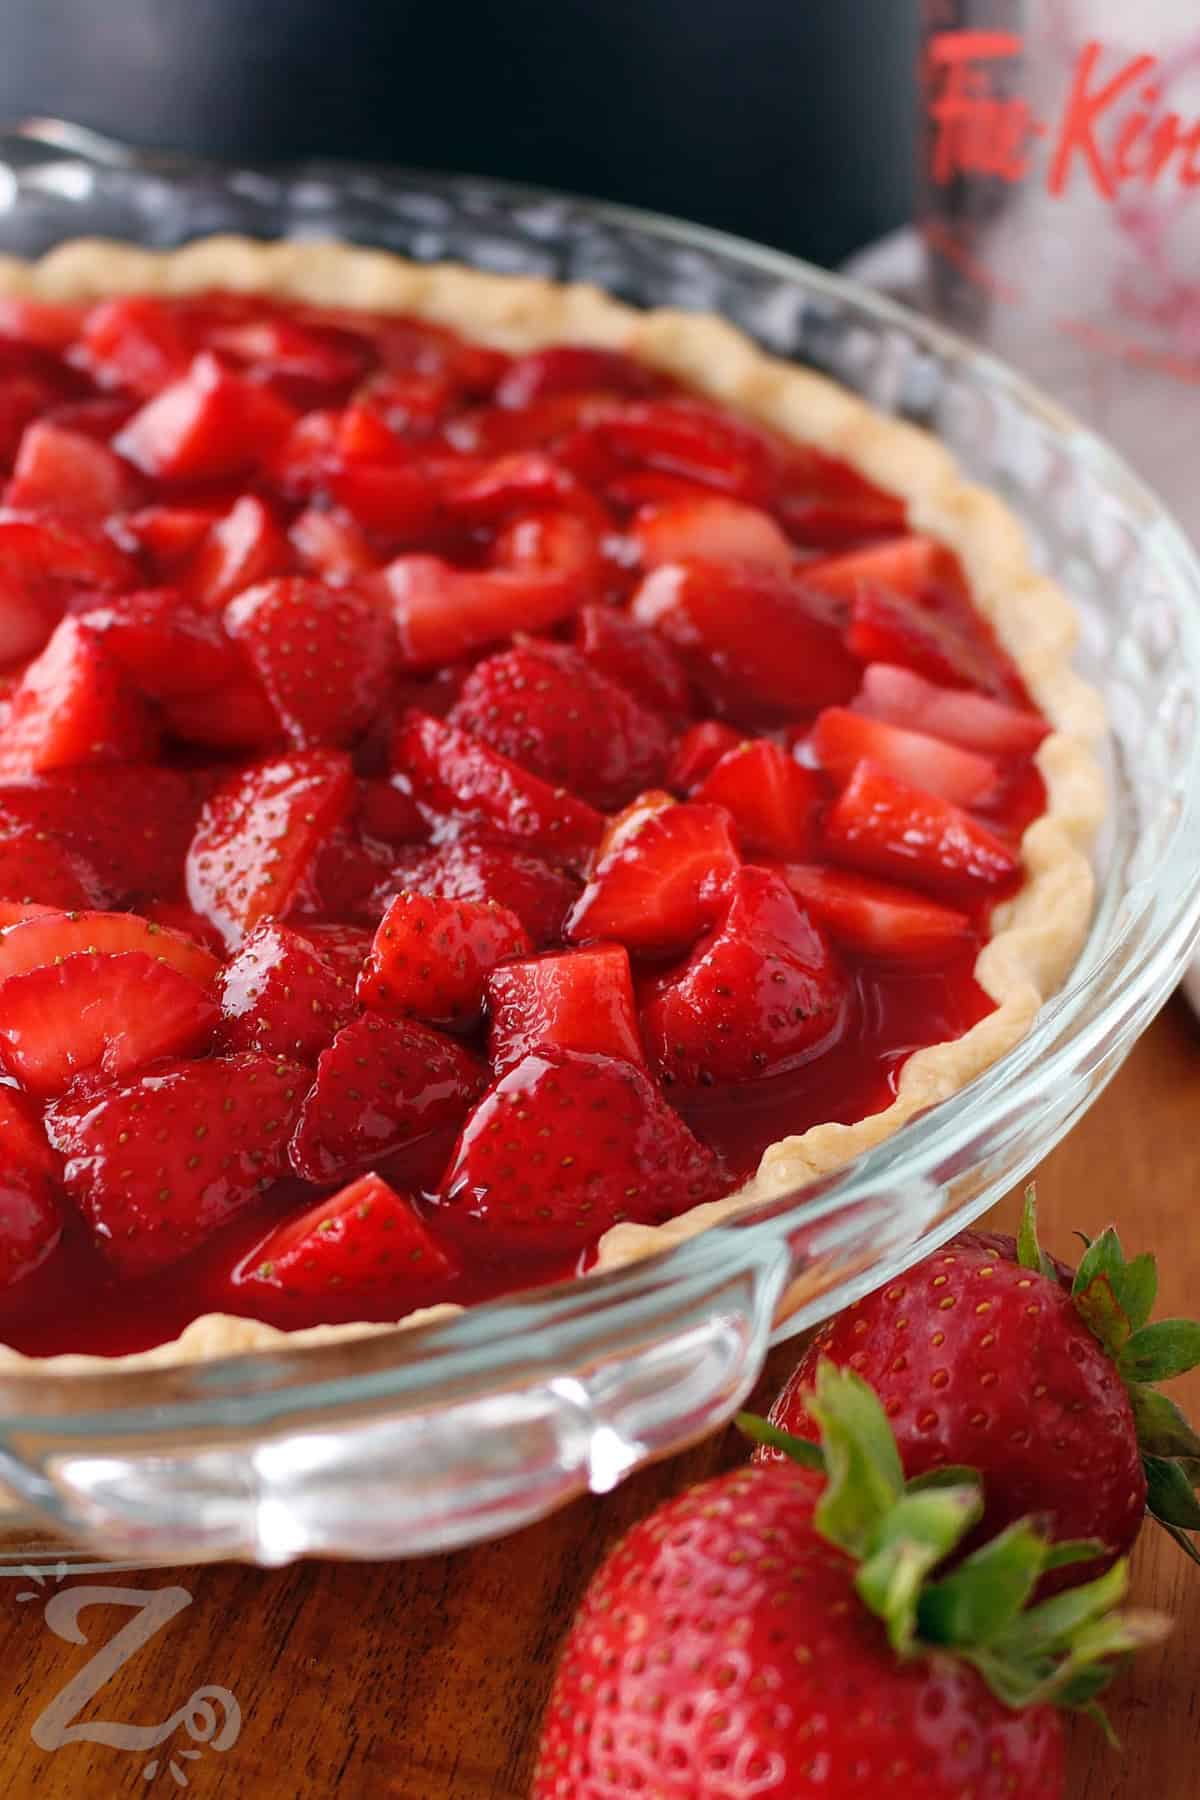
[633,496,793,571]
[186,750,354,947]
[565,400,780,506]
[295,826,401,928]
[448,641,670,811]
[566,802,739,958]
[392,712,603,868]
[632,561,859,724]
[120,504,221,580]
[778,864,972,960]
[208,314,370,401]
[823,760,1021,901]
[77,295,194,397]
[326,410,440,538]
[4,421,138,517]
[162,678,284,751]
[0,820,91,907]
[358,368,458,436]
[855,663,1050,756]
[289,505,377,579]
[487,943,646,1078]
[0,951,218,1096]
[0,375,63,475]
[358,890,530,1029]
[115,352,298,482]
[495,347,664,409]
[640,866,847,1086]
[383,840,579,948]
[46,1052,309,1276]
[803,535,945,601]
[436,451,597,525]
[847,585,1021,700]
[217,918,357,1061]
[141,899,228,958]
[0,617,158,777]
[574,603,692,724]
[288,1011,485,1183]
[0,1083,59,1179]
[182,494,292,609]
[692,740,824,859]
[811,707,998,807]
[0,908,220,988]
[447,391,618,459]
[224,577,394,749]
[774,444,908,547]
[290,921,374,988]
[0,766,204,906]
[0,1167,61,1289]
[667,721,743,791]
[239,1171,458,1300]
[596,789,677,859]
[0,510,139,663]
[435,1047,726,1257]
[77,588,248,702]
[355,778,426,850]
[0,901,58,928]
[0,296,85,351]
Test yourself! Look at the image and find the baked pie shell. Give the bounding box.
[0,237,1105,1374]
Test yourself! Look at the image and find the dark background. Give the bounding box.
[0,0,917,268]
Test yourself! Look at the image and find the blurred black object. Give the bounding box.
[0,0,916,268]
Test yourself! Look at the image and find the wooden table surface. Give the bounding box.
[4,997,1198,1800]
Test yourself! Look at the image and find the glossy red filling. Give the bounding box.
[0,290,1049,1358]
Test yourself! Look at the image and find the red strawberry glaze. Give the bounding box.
[0,290,1051,1358]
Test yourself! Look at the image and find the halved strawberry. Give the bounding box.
[0,766,204,906]
[358,890,531,1028]
[574,604,692,724]
[0,1168,61,1289]
[564,401,780,507]
[632,496,794,571]
[46,1052,309,1276]
[382,509,602,672]
[186,750,354,947]
[495,347,665,409]
[4,420,138,517]
[290,921,374,988]
[0,901,60,928]
[847,585,1021,700]
[596,789,677,859]
[0,820,91,908]
[487,943,646,1078]
[141,899,228,958]
[224,577,395,749]
[217,919,358,1061]
[115,351,298,482]
[118,504,222,581]
[692,740,824,860]
[667,721,743,791]
[392,712,603,868]
[0,510,139,663]
[76,588,248,702]
[640,866,847,1087]
[0,617,158,776]
[288,1011,485,1183]
[777,864,972,960]
[434,1047,726,1257]
[0,908,220,988]
[0,951,218,1095]
[0,1083,59,1179]
[448,641,670,811]
[182,494,292,610]
[855,663,1050,756]
[77,295,194,397]
[238,1171,458,1300]
[823,760,1020,901]
[810,707,998,807]
[632,561,859,724]
[289,505,377,579]
[383,840,579,948]
[324,408,440,538]
[803,535,945,601]
[774,443,909,547]
[566,802,739,958]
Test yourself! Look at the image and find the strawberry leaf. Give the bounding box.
[809,1364,906,1559]
[918,1520,1048,1648]
[1074,1271,1134,1356]
[735,1412,825,1472]
[857,1485,982,1655]
[1118,1319,1200,1385]
[1127,1384,1200,1461]
[1071,1227,1157,1351]
[1143,1454,1200,1531]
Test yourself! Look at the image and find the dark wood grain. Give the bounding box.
[4,999,1199,1799]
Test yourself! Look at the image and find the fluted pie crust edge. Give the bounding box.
[0,237,1105,1373]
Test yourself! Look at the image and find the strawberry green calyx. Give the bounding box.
[740,1362,1168,1718]
[1017,1189,1200,1564]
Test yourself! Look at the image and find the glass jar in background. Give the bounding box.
[914,0,1200,542]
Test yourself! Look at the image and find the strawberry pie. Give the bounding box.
[0,239,1101,1368]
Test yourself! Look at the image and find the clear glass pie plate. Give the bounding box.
[1,124,1198,1566]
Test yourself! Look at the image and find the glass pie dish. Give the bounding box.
[1,123,1199,1566]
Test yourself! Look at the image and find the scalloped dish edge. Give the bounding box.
[0,236,1105,1374]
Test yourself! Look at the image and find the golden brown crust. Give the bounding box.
[0,237,1103,1370]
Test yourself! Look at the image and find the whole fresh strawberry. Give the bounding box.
[758,1192,1200,1582]
[534,1363,1164,1799]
